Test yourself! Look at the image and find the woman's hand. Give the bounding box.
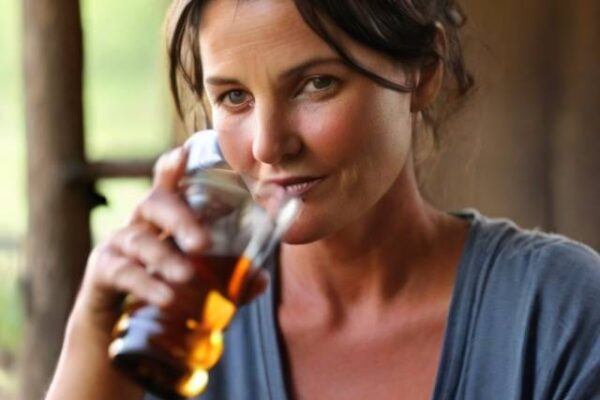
[47,143,269,400]
[70,146,209,336]
[71,146,211,336]
[47,146,206,400]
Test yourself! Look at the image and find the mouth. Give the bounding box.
[268,176,325,197]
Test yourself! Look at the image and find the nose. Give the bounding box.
[251,103,302,165]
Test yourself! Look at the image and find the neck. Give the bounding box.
[278,162,467,325]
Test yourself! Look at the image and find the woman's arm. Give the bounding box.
[45,147,208,400]
[45,311,143,400]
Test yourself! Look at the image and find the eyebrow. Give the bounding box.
[204,57,345,87]
[279,57,345,80]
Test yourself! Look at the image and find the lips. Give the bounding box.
[268,176,324,197]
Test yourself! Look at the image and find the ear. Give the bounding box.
[410,23,447,113]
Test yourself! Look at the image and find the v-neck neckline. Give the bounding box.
[255,210,482,400]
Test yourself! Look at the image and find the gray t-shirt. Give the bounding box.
[146,210,600,399]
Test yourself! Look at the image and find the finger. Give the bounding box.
[112,224,194,283]
[130,188,209,254]
[97,248,175,308]
[153,146,188,191]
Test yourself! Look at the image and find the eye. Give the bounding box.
[224,90,248,105]
[295,76,341,100]
[217,89,252,110]
[304,76,337,93]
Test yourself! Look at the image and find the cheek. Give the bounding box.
[212,112,255,174]
[295,98,368,165]
[296,91,410,168]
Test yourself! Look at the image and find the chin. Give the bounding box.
[280,225,319,245]
[280,213,338,245]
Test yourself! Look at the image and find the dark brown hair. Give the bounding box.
[167,0,474,145]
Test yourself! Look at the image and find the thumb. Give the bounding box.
[153,146,188,192]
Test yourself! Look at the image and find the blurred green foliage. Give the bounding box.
[0,0,26,236]
[0,0,173,392]
[82,0,173,240]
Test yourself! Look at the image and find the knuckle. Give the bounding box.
[148,241,183,266]
[165,251,185,264]
[137,189,162,213]
[108,258,139,289]
[146,187,169,204]
[87,242,114,270]
[145,188,181,217]
[126,204,143,224]
[172,212,195,231]
[120,228,146,256]
[130,188,169,222]
[147,245,174,267]
[162,253,189,272]
[127,190,157,224]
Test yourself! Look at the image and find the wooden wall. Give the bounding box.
[424,0,600,250]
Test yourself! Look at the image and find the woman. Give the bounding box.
[46,0,600,399]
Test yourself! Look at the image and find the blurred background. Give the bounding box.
[1,0,172,398]
[0,0,598,399]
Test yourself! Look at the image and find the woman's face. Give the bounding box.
[199,0,414,244]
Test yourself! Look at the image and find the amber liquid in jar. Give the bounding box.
[109,254,254,399]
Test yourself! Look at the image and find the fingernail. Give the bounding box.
[152,285,173,305]
[169,263,193,282]
[178,229,207,253]
[162,147,183,171]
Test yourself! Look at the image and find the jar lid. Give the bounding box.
[184,129,228,173]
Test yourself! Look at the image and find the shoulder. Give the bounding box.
[458,209,600,295]
[455,209,600,351]
[448,210,600,398]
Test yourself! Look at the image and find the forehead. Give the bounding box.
[198,0,335,77]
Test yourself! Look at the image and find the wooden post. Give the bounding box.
[21,0,91,399]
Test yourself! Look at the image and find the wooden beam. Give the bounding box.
[21,0,90,399]
[65,158,158,182]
